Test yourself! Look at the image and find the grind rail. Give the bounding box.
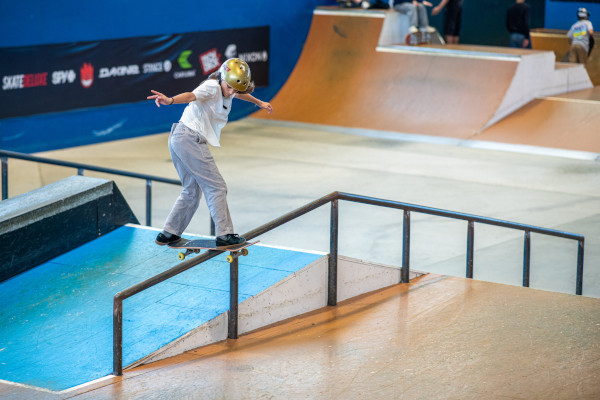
[0,149,214,233]
[112,191,585,376]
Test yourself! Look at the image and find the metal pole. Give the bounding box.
[1,157,7,200]
[146,179,152,226]
[210,218,216,237]
[77,168,84,176]
[402,210,410,283]
[328,199,339,306]
[113,297,123,376]
[576,238,584,295]
[228,255,239,339]
[466,221,474,279]
[523,231,531,288]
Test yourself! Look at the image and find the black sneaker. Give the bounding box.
[216,234,246,248]
[155,231,181,246]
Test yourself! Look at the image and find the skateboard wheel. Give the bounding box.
[241,249,249,256]
[226,255,234,263]
[178,253,186,261]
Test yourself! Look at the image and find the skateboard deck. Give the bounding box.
[405,31,431,45]
[168,238,259,262]
[404,29,445,45]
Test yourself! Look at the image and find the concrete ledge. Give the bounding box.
[0,175,138,282]
[0,175,113,235]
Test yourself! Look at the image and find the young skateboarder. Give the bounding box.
[566,8,595,64]
[148,58,273,247]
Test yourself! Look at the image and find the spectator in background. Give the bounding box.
[566,8,594,64]
[432,0,463,44]
[506,0,531,48]
[393,0,435,35]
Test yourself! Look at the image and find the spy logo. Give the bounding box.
[177,50,193,69]
[80,63,94,88]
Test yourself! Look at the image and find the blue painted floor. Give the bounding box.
[0,226,322,391]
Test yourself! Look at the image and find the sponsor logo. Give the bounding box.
[199,48,221,75]
[173,70,196,79]
[142,60,172,74]
[2,72,48,90]
[98,65,140,78]
[178,50,193,69]
[52,70,77,85]
[224,44,237,59]
[238,50,269,63]
[80,63,94,88]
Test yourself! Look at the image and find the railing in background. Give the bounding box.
[112,191,585,376]
[0,149,215,234]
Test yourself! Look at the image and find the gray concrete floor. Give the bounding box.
[8,119,600,297]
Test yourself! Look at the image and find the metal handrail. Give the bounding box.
[0,149,180,227]
[112,191,585,376]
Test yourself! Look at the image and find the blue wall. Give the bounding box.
[0,0,597,153]
[0,0,336,153]
[545,1,599,29]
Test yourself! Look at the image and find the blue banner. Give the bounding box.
[0,27,269,119]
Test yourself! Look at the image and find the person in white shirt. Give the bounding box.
[148,58,272,247]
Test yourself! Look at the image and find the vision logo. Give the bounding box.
[80,63,94,88]
[177,50,193,69]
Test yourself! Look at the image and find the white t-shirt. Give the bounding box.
[179,79,234,147]
[568,20,594,53]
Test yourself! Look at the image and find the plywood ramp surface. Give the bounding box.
[478,94,600,153]
[253,12,519,138]
[42,274,600,399]
[253,10,597,153]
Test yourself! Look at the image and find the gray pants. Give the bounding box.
[395,2,429,29]
[163,122,234,237]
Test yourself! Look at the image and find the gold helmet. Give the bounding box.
[219,58,251,92]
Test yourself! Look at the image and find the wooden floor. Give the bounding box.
[4,273,598,399]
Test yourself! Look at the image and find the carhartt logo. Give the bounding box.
[178,50,193,69]
[80,63,94,88]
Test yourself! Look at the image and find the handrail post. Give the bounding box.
[523,231,531,288]
[328,199,339,306]
[402,210,410,283]
[146,179,152,226]
[228,255,239,339]
[1,157,7,200]
[77,168,84,176]
[576,238,584,295]
[113,296,123,376]
[466,221,474,279]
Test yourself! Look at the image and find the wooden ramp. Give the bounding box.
[9,273,598,399]
[252,8,599,152]
[477,87,600,153]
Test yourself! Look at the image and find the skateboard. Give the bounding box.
[405,31,432,45]
[168,238,259,262]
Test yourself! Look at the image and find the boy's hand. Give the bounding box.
[260,101,273,114]
[147,90,171,107]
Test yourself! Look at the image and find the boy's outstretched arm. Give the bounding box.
[236,93,273,114]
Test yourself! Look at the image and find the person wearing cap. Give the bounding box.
[147,58,273,247]
[566,8,595,64]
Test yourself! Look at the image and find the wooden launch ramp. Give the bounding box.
[252,8,599,153]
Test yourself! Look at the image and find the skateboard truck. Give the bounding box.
[169,239,258,262]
